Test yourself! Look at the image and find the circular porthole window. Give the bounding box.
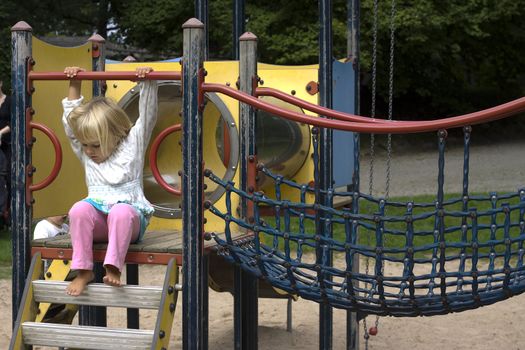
[255,96,311,188]
[119,81,239,218]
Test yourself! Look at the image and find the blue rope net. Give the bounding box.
[206,128,525,317]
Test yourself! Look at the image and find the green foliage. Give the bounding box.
[245,1,319,64]
[0,230,12,279]
[0,0,123,91]
[358,0,525,119]
[115,0,192,58]
[0,27,10,92]
[0,0,15,91]
[0,0,524,121]
[0,229,11,263]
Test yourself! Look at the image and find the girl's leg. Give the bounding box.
[103,203,140,286]
[66,201,108,296]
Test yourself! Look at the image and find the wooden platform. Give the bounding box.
[31,230,252,266]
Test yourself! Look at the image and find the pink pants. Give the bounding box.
[68,201,140,272]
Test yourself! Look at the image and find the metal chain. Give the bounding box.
[372,0,397,340]
[385,0,396,200]
[365,1,396,348]
[364,0,380,348]
[368,0,378,198]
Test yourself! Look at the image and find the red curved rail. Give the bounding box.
[203,83,525,134]
[256,87,388,124]
[149,124,182,195]
[29,122,63,192]
[28,71,182,81]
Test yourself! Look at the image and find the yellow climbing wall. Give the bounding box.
[32,37,93,219]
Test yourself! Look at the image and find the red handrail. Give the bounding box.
[28,71,182,81]
[29,122,63,192]
[204,83,525,134]
[148,124,182,195]
[256,87,387,124]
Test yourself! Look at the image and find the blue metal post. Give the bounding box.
[201,255,209,348]
[125,264,139,328]
[233,10,251,349]
[347,1,360,349]
[81,33,109,329]
[10,21,33,327]
[318,0,334,349]
[195,0,209,60]
[233,0,246,59]
[193,6,209,348]
[89,34,106,97]
[182,18,206,350]
[235,32,259,350]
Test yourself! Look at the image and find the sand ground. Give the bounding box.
[2,139,525,349]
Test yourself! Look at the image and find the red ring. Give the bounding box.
[29,122,63,191]
[149,124,182,195]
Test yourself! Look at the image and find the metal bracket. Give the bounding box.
[306,81,319,95]
[26,56,36,96]
[198,68,206,113]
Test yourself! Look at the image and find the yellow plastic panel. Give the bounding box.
[32,37,93,218]
[202,61,241,231]
[258,63,319,203]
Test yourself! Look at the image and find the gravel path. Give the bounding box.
[360,139,525,198]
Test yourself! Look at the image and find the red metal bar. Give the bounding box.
[28,70,182,81]
[32,246,182,266]
[256,86,387,124]
[31,232,256,266]
[203,83,525,134]
[29,122,63,192]
[148,124,182,195]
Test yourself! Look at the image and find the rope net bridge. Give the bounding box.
[203,92,525,317]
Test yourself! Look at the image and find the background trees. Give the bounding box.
[0,0,524,122]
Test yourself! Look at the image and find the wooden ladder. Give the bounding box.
[10,253,180,350]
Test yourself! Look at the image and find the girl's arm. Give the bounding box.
[131,67,158,149]
[0,126,9,146]
[62,67,85,159]
[0,126,9,137]
[65,67,84,100]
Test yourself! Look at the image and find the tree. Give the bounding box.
[358,0,525,120]
[0,0,125,91]
[1,0,524,122]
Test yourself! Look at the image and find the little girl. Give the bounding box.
[62,66,157,296]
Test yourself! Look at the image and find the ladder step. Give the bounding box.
[22,322,154,350]
[33,280,163,309]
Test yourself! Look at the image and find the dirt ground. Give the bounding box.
[2,139,525,349]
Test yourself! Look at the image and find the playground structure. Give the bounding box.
[29,37,348,230]
[8,5,525,350]
[9,15,357,349]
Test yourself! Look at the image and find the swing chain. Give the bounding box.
[365,0,396,348]
[364,0,380,347]
[368,0,379,197]
[385,0,396,200]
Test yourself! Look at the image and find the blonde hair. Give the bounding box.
[67,97,132,158]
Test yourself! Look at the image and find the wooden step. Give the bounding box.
[22,322,153,350]
[10,254,179,350]
[33,280,163,309]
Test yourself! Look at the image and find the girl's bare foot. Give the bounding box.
[103,265,122,287]
[66,270,94,296]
